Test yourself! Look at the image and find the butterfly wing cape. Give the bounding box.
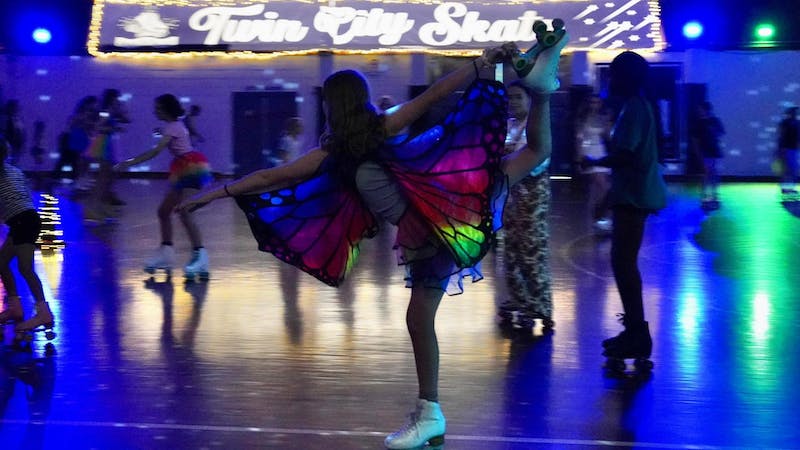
[384,79,509,271]
[235,165,378,287]
[234,78,508,290]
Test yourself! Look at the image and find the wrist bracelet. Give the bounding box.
[224,184,232,197]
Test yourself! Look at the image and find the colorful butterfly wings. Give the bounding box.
[235,78,507,287]
[384,79,508,268]
[235,169,378,287]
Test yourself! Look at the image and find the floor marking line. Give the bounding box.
[0,419,757,449]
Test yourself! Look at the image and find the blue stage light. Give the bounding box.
[682,21,704,40]
[32,27,52,44]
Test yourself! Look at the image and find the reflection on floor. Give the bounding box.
[0,179,798,449]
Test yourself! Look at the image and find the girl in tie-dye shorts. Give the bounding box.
[114,94,213,279]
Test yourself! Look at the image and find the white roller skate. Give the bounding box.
[513,18,569,94]
[15,301,57,350]
[144,244,175,275]
[384,399,446,449]
[184,248,209,282]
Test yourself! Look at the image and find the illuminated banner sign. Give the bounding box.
[89,1,663,58]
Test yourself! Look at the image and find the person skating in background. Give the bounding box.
[575,94,613,234]
[83,88,131,221]
[276,117,304,164]
[689,101,725,206]
[0,137,55,338]
[114,94,213,281]
[581,51,667,372]
[3,100,25,166]
[183,104,205,148]
[777,106,799,197]
[495,80,554,334]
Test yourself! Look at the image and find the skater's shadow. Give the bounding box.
[279,264,303,344]
[500,333,553,434]
[0,347,56,421]
[780,199,800,218]
[182,281,208,348]
[144,276,208,351]
[144,276,176,346]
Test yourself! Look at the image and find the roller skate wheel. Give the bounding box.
[552,18,565,30]
[604,358,626,372]
[634,358,654,371]
[542,32,559,46]
[45,330,57,340]
[45,343,56,356]
[144,267,156,274]
[532,20,547,34]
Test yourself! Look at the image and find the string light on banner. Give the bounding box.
[88,0,664,61]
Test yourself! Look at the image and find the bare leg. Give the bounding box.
[407,285,445,402]
[158,190,182,243]
[0,238,18,298]
[178,188,203,248]
[14,243,46,304]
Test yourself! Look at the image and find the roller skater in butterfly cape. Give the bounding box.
[178,20,567,449]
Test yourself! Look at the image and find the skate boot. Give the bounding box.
[496,304,518,330]
[15,301,57,343]
[602,321,653,376]
[512,18,569,93]
[384,399,446,449]
[0,295,23,325]
[144,244,175,275]
[184,248,209,281]
[601,313,627,348]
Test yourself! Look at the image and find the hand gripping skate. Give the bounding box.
[511,18,569,93]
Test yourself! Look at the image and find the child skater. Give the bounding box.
[178,25,567,450]
[114,94,213,280]
[0,137,55,337]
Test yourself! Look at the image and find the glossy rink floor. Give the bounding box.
[1,179,798,450]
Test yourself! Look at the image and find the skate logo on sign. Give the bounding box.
[114,6,180,47]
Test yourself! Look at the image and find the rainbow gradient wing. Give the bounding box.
[235,163,378,287]
[384,79,508,268]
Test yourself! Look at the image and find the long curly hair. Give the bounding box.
[320,70,386,182]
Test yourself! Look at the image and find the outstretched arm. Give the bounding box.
[113,135,170,170]
[176,148,328,212]
[384,44,517,136]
